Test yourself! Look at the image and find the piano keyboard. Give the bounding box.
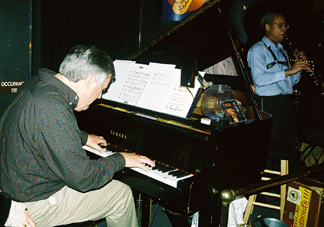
[82,145,115,157]
[83,145,193,188]
[131,163,193,188]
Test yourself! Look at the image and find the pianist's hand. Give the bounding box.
[86,134,107,153]
[120,152,155,172]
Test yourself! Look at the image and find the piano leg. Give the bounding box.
[198,207,221,227]
[198,189,235,227]
[138,192,226,227]
[140,193,150,227]
[164,209,191,227]
[139,194,191,227]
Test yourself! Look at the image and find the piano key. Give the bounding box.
[161,166,174,173]
[143,162,193,187]
[131,166,192,188]
[82,145,115,157]
[152,162,164,170]
[168,170,189,178]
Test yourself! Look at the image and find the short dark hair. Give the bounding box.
[260,12,283,32]
[59,45,115,84]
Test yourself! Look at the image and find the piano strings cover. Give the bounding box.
[102,60,201,118]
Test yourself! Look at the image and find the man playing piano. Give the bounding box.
[0,45,154,227]
[247,12,310,159]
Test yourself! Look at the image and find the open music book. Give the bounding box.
[102,60,201,118]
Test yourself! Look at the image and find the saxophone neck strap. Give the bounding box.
[262,41,289,69]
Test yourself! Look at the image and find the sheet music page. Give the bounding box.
[102,60,201,118]
[137,63,177,111]
[164,76,200,117]
[103,60,153,106]
[138,63,200,118]
[102,60,135,103]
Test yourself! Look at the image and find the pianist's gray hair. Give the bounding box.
[59,45,116,84]
[260,12,283,32]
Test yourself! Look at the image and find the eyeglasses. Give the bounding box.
[272,23,289,29]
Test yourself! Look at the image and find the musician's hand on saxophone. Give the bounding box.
[285,59,310,77]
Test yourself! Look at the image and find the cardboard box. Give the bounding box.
[283,178,324,227]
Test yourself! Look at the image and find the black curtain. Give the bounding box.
[40,0,141,72]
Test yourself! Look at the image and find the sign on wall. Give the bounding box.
[0,80,25,94]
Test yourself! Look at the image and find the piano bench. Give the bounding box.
[55,221,94,227]
[0,192,11,227]
[243,160,289,224]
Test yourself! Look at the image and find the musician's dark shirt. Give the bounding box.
[0,68,125,202]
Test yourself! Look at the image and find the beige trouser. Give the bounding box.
[24,180,138,227]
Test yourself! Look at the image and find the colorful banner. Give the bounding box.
[162,0,208,21]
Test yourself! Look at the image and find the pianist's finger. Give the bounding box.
[92,144,106,153]
[23,210,36,227]
[86,134,107,152]
[120,152,155,172]
[138,155,155,168]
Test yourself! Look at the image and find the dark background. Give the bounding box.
[1,0,324,117]
[0,0,30,117]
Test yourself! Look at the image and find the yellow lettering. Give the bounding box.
[294,187,311,227]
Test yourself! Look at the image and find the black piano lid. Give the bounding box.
[128,0,243,71]
[125,0,264,120]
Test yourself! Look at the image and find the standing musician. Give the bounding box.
[247,12,310,158]
[0,45,155,227]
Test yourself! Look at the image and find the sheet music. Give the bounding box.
[102,60,201,118]
[137,63,177,111]
[102,60,137,104]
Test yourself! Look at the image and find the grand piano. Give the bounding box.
[75,0,272,226]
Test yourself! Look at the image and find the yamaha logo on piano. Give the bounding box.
[110,130,127,139]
